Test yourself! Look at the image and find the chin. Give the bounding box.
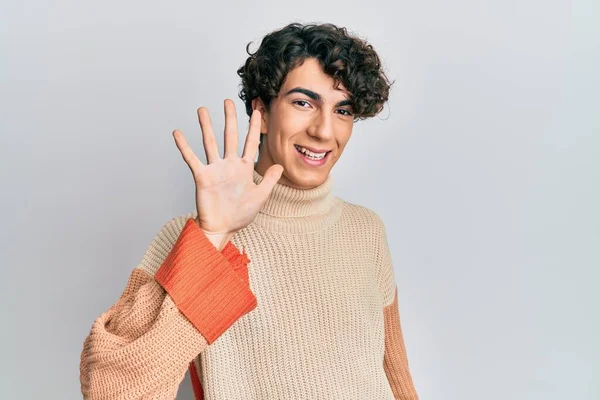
[285,167,329,189]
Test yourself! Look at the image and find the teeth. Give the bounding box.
[295,145,327,160]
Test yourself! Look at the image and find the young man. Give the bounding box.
[80,22,419,400]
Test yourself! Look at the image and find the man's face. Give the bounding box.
[253,57,354,189]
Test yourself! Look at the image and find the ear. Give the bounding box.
[251,98,269,135]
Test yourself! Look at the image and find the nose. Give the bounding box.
[307,110,334,142]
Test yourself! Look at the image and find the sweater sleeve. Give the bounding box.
[370,210,419,400]
[383,286,420,400]
[79,217,257,400]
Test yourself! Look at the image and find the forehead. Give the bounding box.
[281,58,350,97]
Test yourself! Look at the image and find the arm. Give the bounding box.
[369,209,419,399]
[383,285,419,400]
[79,217,256,400]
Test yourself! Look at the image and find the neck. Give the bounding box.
[251,165,343,233]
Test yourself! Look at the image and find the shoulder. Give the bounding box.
[338,198,397,306]
[137,211,197,276]
[337,197,387,235]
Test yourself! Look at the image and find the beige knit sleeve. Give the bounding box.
[79,217,257,400]
[371,211,419,399]
[372,210,397,307]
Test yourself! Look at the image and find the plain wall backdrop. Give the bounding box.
[1,0,598,399]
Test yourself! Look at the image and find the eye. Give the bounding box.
[336,109,353,117]
[292,100,311,108]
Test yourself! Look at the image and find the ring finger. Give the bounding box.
[197,107,220,164]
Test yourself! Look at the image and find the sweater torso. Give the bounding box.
[185,169,397,399]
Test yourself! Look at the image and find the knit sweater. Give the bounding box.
[80,168,419,400]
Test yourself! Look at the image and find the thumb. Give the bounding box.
[258,164,284,197]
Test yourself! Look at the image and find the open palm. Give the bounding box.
[173,99,283,237]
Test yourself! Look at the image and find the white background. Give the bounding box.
[1,0,598,398]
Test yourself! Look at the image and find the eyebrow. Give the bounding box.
[284,86,354,108]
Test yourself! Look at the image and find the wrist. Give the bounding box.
[205,233,231,252]
[194,218,232,251]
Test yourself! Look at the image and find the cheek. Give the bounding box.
[337,132,352,151]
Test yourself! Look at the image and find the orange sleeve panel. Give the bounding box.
[80,218,256,400]
[154,218,257,344]
[383,287,420,400]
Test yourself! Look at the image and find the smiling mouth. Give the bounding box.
[293,144,332,160]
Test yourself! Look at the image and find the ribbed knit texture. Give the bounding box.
[190,169,418,399]
[384,288,420,399]
[154,218,257,344]
[79,166,419,400]
[80,216,257,400]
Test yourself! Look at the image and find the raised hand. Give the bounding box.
[172,99,283,250]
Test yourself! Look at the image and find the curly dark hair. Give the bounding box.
[236,22,394,146]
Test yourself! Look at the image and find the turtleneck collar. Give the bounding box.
[250,166,343,234]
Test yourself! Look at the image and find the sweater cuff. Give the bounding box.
[155,218,257,344]
[221,241,251,285]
